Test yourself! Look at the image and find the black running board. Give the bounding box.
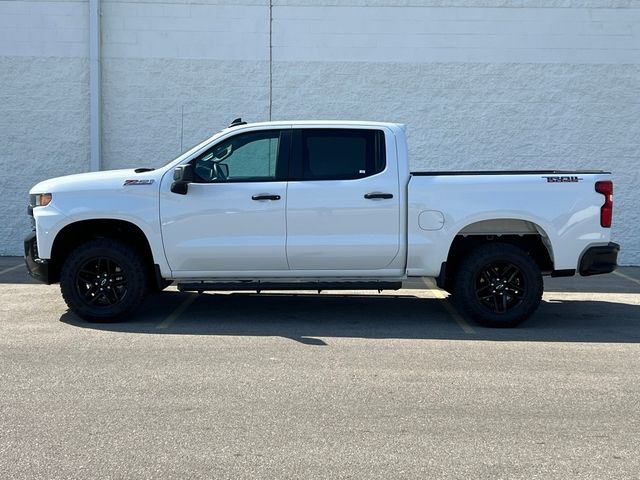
[177,281,402,293]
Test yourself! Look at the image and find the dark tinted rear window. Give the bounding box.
[299,129,386,181]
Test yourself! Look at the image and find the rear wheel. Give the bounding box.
[60,239,148,322]
[453,243,543,328]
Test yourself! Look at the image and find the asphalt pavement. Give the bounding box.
[1,257,639,479]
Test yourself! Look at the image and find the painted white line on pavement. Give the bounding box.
[0,264,24,276]
[157,294,197,329]
[613,270,640,288]
[422,277,476,335]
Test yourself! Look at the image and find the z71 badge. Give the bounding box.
[124,179,155,186]
[542,176,582,183]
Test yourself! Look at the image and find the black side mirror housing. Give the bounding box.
[171,164,194,195]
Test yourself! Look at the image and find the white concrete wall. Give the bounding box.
[0,0,90,251]
[99,1,270,170]
[1,0,639,265]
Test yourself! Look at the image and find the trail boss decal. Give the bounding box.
[542,176,583,183]
[124,179,155,186]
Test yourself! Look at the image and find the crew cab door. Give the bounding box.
[160,128,290,275]
[286,127,402,273]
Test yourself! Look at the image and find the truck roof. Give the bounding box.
[225,120,406,131]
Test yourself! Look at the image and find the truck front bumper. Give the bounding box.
[24,231,52,284]
[579,242,620,276]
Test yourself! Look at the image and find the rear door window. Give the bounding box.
[292,129,386,181]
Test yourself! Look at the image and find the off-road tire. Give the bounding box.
[453,242,543,328]
[60,239,148,322]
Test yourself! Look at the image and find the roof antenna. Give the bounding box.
[229,117,247,128]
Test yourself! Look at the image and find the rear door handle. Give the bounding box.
[364,192,393,200]
[252,194,281,201]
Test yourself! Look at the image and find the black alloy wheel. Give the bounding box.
[76,257,128,307]
[474,261,525,314]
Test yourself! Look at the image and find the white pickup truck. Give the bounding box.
[25,119,619,327]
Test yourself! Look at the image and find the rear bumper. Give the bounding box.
[24,231,52,284]
[579,242,620,276]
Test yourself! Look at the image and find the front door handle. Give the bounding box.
[252,194,281,201]
[364,192,393,200]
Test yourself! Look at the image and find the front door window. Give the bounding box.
[194,131,281,183]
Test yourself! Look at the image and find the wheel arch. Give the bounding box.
[49,219,157,285]
[439,218,555,292]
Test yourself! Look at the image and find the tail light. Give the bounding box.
[595,180,613,228]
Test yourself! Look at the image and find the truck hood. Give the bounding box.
[29,169,162,194]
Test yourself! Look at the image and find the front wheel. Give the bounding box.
[453,243,543,328]
[60,239,148,322]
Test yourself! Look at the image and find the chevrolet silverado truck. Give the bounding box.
[25,119,619,327]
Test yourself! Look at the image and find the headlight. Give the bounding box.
[33,193,53,207]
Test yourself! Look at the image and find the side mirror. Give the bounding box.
[171,164,194,195]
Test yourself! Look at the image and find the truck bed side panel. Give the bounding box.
[407,173,612,276]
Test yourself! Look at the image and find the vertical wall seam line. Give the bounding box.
[89,0,101,171]
[269,0,273,121]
